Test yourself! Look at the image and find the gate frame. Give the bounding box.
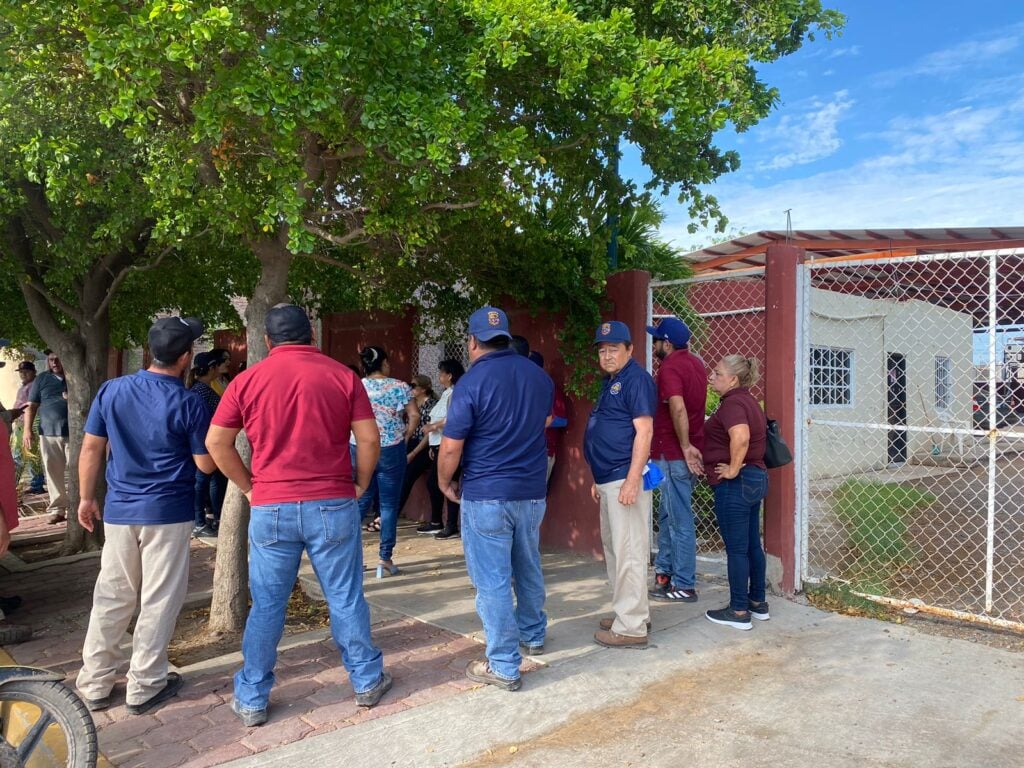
[648,247,804,592]
[797,247,1024,632]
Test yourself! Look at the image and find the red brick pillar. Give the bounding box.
[606,270,651,366]
[763,244,804,593]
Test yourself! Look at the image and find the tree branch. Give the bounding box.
[302,221,368,248]
[4,215,82,328]
[16,180,64,244]
[299,250,368,280]
[421,200,482,212]
[92,233,198,322]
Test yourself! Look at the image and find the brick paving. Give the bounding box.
[0,521,532,767]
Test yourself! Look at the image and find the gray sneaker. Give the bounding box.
[231,699,268,727]
[519,641,544,656]
[355,671,393,707]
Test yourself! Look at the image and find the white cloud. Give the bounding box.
[659,98,1024,244]
[913,36,1020,76]
[864,105,1012,168]
[878,29,1023,84]
[757,91,854,170]
[827,45,861,60]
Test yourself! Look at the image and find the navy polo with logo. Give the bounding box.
[443,348,554,501]
[584,358,658,485]
[85,370,211,525]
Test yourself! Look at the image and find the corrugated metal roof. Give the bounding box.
[683,227,1024,273]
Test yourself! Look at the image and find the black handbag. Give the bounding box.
[764,419,793,469]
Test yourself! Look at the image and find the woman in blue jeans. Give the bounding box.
[350,346,418,577]
[702,355,769,631]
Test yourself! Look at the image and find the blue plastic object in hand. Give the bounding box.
[642,460,665,492]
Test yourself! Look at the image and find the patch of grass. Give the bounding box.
[832,479,935,589]
[805,581,899,623]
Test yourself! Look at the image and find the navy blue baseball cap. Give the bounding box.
[467,306,512,342]
[594,321,632,345]
[646,316,691,347]
[149,316,204,361]
[266,303,312,343]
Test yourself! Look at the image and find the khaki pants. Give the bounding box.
[39,435,69,516]
[77,521,192,706]
[597,480,652,637]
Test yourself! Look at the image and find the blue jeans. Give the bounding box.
[352,442,406,561]
[193,469,225,527]
[653,459,697,589]
[713,466,769,612]
[234,498,383,710]
[461,499,547,681]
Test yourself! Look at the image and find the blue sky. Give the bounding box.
[624,2,1024,249]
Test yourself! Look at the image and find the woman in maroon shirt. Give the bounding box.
[702,355,769,631]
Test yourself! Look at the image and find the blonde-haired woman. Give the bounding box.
[703,355,769,631]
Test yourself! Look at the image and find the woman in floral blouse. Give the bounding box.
[399,375,437,520]
[351,346,418,577]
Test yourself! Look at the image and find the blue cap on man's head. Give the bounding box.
[467,306,512,342]
[646,316,691,348]
[594,320,631,345]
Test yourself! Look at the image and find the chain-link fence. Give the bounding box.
[649,271,768,559]
[800,249,1024,631]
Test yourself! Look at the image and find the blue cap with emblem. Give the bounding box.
[594,320,631,345]
[646,316,691,348]
[468,306,512,342]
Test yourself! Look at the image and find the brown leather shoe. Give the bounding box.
[465,659,522,691]
[594,628,648,649]
[599,617,652,632]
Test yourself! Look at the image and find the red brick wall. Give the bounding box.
[212,274,655,558]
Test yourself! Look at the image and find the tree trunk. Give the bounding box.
[208,239,293,634]
[58,318,110,555]
[14,271,108,555]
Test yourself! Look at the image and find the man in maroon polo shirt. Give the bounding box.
[647,316,707,603]
[206,304,391,727]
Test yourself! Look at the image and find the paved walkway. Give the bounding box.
[2,516,1020,768]
[0,519,540,767]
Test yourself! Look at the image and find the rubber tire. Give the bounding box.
[0,626,32,645]
[0,680,98,768]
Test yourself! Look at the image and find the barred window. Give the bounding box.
[935,356,952,411]
[809,346,852,406]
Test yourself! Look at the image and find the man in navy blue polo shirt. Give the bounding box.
[437,306,554,691]
[76,316,215,716]
[584,321,657,649]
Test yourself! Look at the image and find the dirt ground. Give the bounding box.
[167,584,332,666]
[806,454,1024,627]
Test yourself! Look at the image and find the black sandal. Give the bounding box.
[363,518,381,533]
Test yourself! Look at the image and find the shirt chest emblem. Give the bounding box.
[610,382,622,395]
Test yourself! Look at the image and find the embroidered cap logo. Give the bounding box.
[487,311,500,327]
[601,323,611,336]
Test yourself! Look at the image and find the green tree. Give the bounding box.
[15,0,841,626]
[0,14,247,553]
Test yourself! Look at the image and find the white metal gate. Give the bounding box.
[799,248,1024,631]
[649,271,768,561]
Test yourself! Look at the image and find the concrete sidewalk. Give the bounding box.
[2,517,1019,767]
[231,531,1022,768]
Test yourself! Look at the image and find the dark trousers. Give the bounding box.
[194,469,226,527]
[713,465,769,612]
[398,439,432,514]
[425,446,461,532]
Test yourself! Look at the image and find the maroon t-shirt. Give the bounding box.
[652,349,707,460]
[212,345,375,505]
[702,387,767,485]
[545,387,568,457]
